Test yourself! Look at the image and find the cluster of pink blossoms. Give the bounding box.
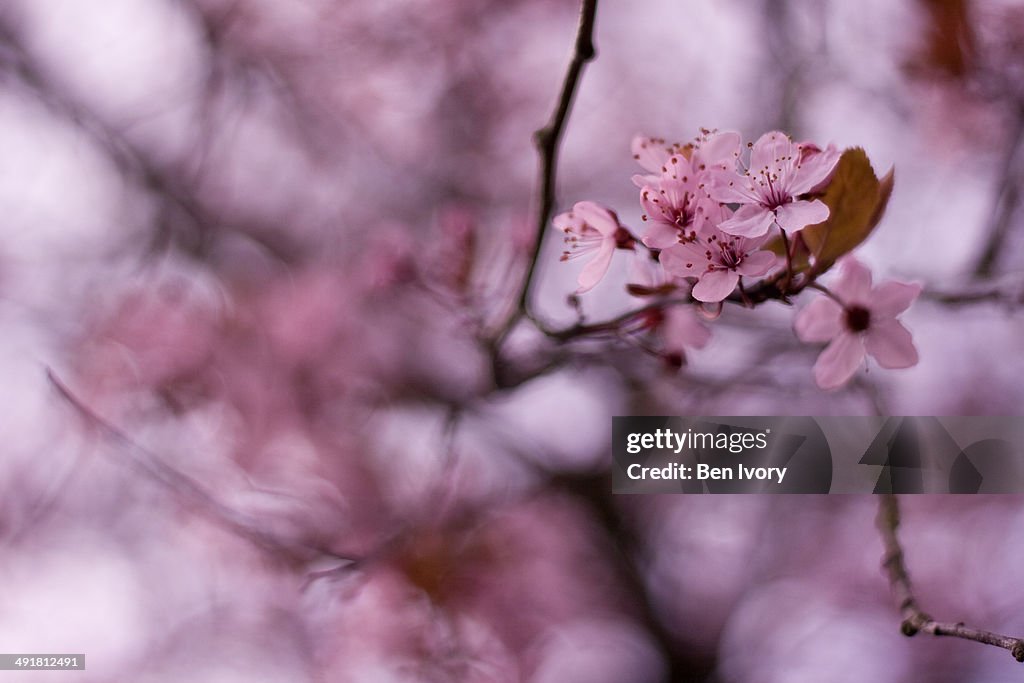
[555,129,922,389]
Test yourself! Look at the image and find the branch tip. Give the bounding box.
[878,495,1024,662]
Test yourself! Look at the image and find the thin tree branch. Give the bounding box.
[46,368,359,568]
[877,494,1024,662]
[491,0,598,344]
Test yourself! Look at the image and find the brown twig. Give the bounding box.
[877,494,1024,662]
[491,0,598,343]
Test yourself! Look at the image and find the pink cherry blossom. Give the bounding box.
[660,305,712,359]
[794,257,921,390]
[632,131,740,249]
[554,201,634,293]
[659,226,778,303]
[631,130,740,189]
[639,176,712,249]
[709,131,840,238]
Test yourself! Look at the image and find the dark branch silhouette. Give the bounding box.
[491,0,598,345]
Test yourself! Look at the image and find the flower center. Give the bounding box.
[673,192,695,225]
[762,171,792,209]
[845,305,871,332]
[720,245,740,268]
[703,235,747,272]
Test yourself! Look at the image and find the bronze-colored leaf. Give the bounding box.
[801,148,895,274]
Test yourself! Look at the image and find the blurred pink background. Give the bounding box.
[1,0,1023,680]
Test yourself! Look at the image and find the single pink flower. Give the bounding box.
[794,257,921,390]
[554,201,634,293]
[639,177,712,249]
[659,226,778,303]
[709,131,840,238]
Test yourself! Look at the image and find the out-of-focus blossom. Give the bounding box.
[660,305,712,365]
[624,257,710,364]
[428,205,477,294]
[660,228,777,303]
[795,257,921,389]
[555,201,635,293]
[710,131,840,238]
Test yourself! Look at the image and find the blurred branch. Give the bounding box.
[972,109,1024,277]
[545,273,794,341]
[0,16,302,262]
[490,0,598,343]
[922,280,1024,307]
[46,368,359,569]
[492,275,795,388]
[877,494,1024,662]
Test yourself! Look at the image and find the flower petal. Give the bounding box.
[692,269,739,302]
[813,332,866,390]
[659,242,706,277]
[696,131,740,169]
[658,177,694,209]
[872,281,922,318]
[832,256,873,305]
[774,199,829,233]
[795,297,843,342]
[642,221,683,249]
[575,242,615,293]
[718,204,776,238]
[736,249,777,276]
[632,172,660,189]
[627,251,664,290]
[789,145,840,195]
[707,173,760,204]
[640,186,666,220]
[552,210,577,233]
[573,201,621,236]
[663,306,712,351]
[864,319,919,369]
[749,131,793,174]
[631,136,671,174]
[662,154,697,182]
